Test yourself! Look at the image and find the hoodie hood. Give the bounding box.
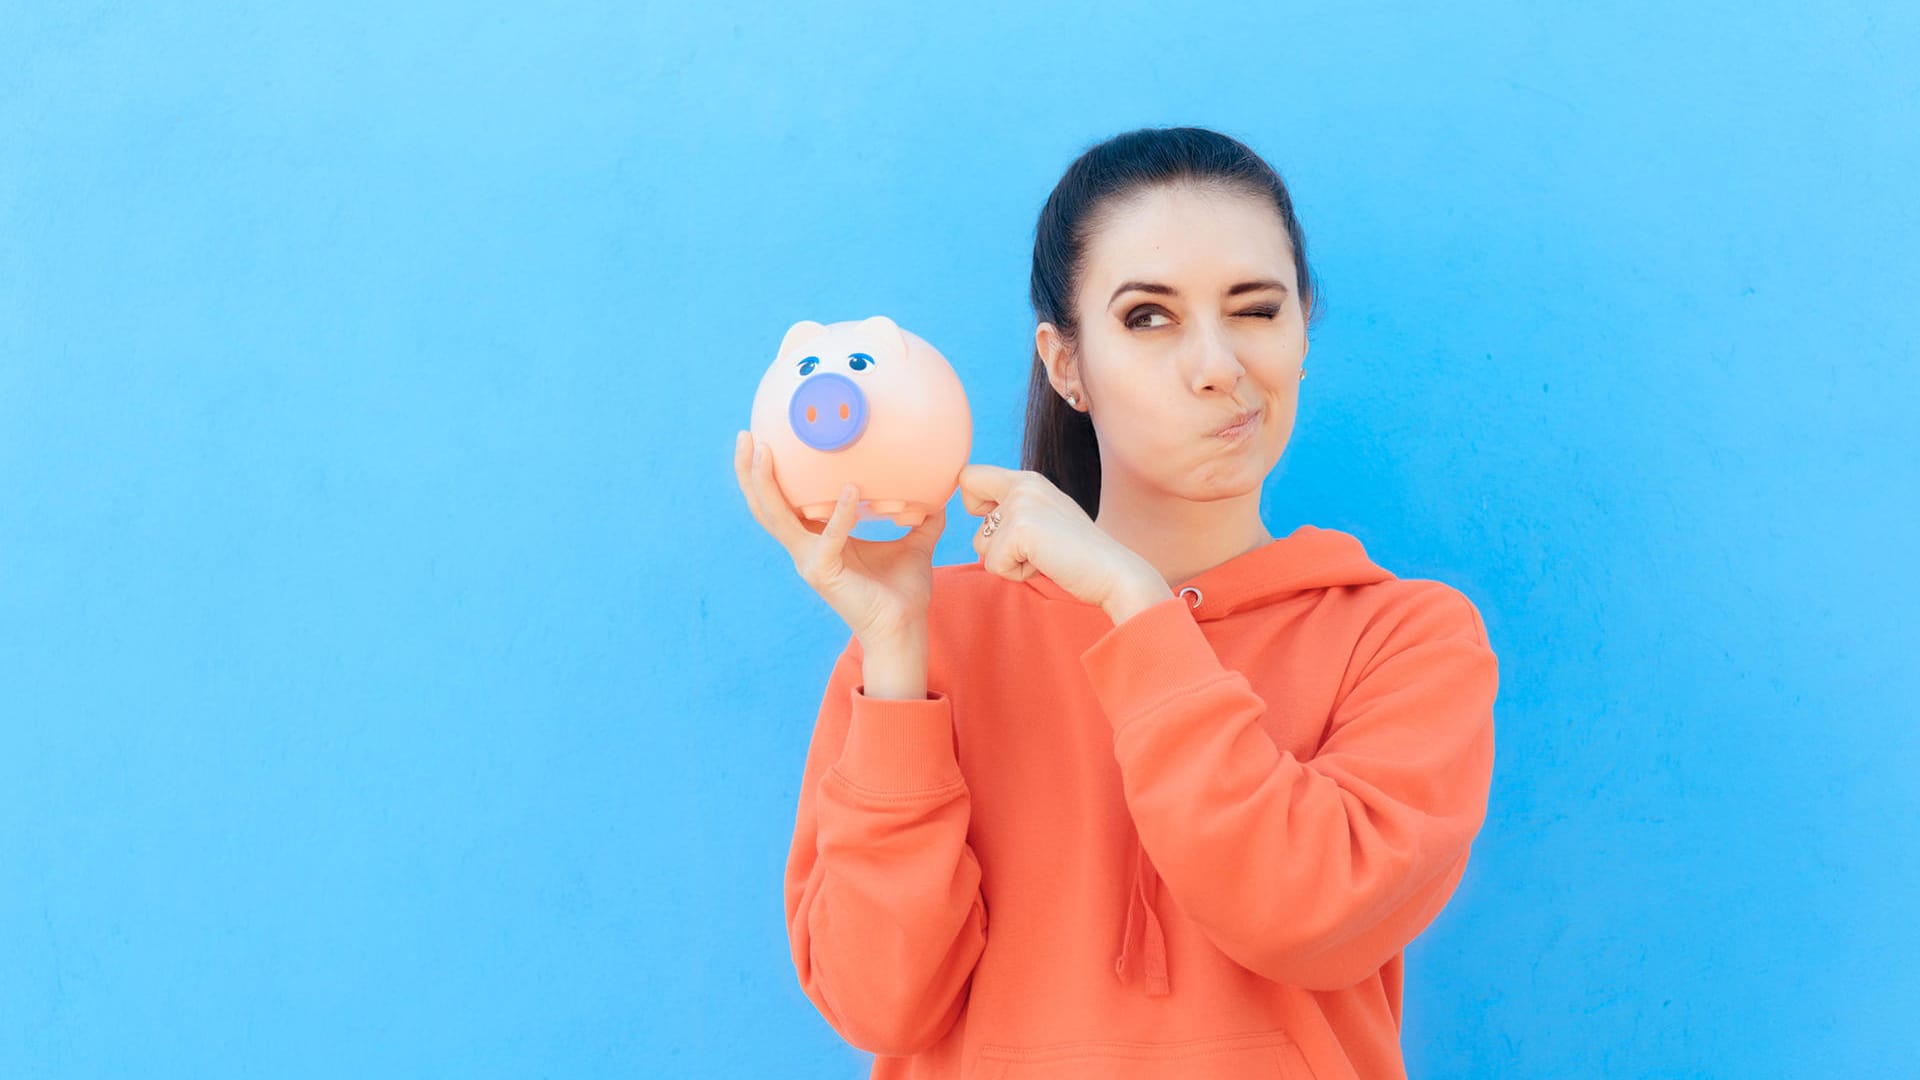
[1021,523,1395,620]
[1024,523,1396,996]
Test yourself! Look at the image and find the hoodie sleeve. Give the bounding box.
[1079,584,1497,993]
[783,633,989,1056]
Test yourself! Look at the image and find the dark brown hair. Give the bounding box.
[1020,126,1322,520]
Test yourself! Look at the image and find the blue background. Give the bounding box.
[4,2,1915,1076]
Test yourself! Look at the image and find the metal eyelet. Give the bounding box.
[1178,586,1202,609]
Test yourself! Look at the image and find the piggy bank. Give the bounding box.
[748,315,971,529]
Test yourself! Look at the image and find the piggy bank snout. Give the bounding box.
[787,372,870,452]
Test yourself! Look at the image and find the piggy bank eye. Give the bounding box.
[847,352,875,372]
[797,356,819,376]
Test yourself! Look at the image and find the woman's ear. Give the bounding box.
[1035,321,1075,399]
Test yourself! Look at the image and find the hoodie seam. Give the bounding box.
[1108,669,1245,743]
[824,766,967,802]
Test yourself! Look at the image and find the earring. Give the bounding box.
[1067,392,1079,407]
[1299,369,1306,381]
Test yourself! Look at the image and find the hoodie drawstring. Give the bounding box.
[1113,841,1170,996]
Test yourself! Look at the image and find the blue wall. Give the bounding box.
[4,2,1914,1076]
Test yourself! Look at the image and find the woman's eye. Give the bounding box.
[1126,306,1280,329]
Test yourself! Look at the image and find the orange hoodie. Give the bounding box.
[784,524,1499,1079]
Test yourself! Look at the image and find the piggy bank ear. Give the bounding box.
[855,315,909,357]
[778,320,827,359]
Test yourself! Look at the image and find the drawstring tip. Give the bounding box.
[1116,950,1171,995]
[1143,947,1170,997]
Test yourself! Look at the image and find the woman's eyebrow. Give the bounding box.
[1108,279,1290,305]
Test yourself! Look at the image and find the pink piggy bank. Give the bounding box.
[748,315,971,529]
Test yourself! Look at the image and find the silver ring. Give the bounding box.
[981,509,1002,538]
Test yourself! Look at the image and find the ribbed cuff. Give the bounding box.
[831,688,961,793]
[1080,596,1228,736]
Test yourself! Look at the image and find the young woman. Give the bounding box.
[733,126,1499,1080]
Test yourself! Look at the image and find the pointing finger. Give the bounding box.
[958,464,1011,516]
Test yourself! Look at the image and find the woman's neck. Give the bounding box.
[1095,485,1273,589]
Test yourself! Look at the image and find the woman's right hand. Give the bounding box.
[733,430,947,646]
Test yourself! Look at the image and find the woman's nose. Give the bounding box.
[1190,321,1247,392]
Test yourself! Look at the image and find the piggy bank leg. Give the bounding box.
[861,499,924,529]
[872,500,931,527]
[799,502,837,522]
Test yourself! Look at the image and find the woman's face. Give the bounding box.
[1041,182,1308,507]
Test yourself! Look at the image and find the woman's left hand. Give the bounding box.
[956,464,1159,612]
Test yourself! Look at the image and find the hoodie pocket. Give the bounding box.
[975,1029,1314,1079]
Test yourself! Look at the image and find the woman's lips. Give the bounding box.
[1213,410,1260,439]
